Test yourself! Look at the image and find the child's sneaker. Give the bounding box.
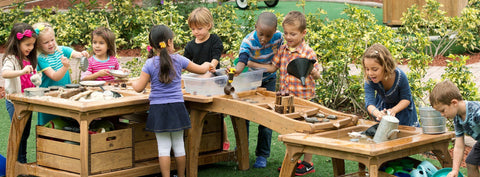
[295,161,315,176]
[277,160,301,172]
[253,156,267,168]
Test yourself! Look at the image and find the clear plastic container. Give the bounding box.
[232,68,266,92]
[182,72,228,96]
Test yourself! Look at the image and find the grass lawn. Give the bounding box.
[0,98,467,176]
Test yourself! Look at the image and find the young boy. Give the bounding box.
[249,11,321,176]
[430,80,480,177]
[235,11,283,168]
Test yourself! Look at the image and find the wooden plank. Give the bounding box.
[199,132,222,153]
[91,148,133,174]
[37,138,81,159]
[91,128,132,153]
[202,113,223,133]
[36,125,80,142]
[134,140,158,162]
[37,152,81,173]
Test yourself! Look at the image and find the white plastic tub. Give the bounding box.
[182,72,228,96]
[232,68,266,92]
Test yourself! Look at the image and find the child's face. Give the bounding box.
[433,101,459,119]
[363,58,385,83]
[20,37,36,58]
[190,24,211,43]
[38,30,56,54]
[255,23,276,46]
[283,23,306,49]
[92,35,108,58]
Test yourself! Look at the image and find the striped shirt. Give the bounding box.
[239,30,283,80]
[81,55,120,81]
[37,46,73,87]
[272,40,319,100]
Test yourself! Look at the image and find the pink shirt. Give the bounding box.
[81,55,120,81]
[20,60,35,92]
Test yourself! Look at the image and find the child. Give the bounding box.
[232,11,283,169]
[361,43,418,126]
[184,7,230,150]
[81,27,128,81]
[132,25,212,177]
[430,80,479,177]
[1,23,38,163]
[33,22,89,125]
[249,11,320,176]
[184,7,223,70]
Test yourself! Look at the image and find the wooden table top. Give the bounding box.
[278,121,455,156]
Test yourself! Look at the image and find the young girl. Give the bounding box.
[132,25,212,177]
[185,7,230,150]
[81,27,129,81]
[362,43,418,126]
[1,23,38,163]
[33,22,89,125]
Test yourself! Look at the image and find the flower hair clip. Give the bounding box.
[374,50,379,54]
[147,46,152,52]
[17,30,33,40]
[34,25,45,35]
[159,42,166,49]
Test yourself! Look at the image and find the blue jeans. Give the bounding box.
[6,100,31,163]
[246,76,275,158]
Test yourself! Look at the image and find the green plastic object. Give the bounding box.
[44,117,70,130]
[385,167,395,174]
[233,58,249,73]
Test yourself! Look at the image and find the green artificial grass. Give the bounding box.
[218,1,384,25]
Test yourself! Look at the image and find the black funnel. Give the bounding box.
[287,58,316,86]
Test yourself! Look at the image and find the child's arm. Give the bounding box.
[1,65,33,78]
[248,62,277,73]
[186,61,212,74]
[43,56,71,81]
[132,71,149,93]
[70,50,89,59]
[385,100,410,117]
[81,69,110,81]
[449,136,465,176]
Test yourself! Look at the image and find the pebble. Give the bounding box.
[327,115,337,120]
[316,113,325,118]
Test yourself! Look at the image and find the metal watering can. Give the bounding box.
[373,112,400,143]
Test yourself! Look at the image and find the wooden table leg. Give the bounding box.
[186,109,208,177]
[6,103,31,177]
[368,164,379,177]
[432,141,453,168]
[332,158,345,176]
[279,144,304,177]
[80,120,89,177]
[231,116,249,170]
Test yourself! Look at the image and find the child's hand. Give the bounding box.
[22,65,34,75]
[97,69,111,77]
[80,51,89,58]
[209,65,216,73]
[60,56,70,68]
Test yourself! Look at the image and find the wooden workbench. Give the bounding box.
[278,121,455,177]
[6,87,358,177]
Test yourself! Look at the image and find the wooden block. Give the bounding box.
[91,148,133,174]
[90,128,132,153]
[135,140,158,162]
[37,152,81,173]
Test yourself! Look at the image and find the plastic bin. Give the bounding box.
[232,68,266,92]
[182,71,228,96]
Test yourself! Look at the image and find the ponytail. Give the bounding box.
[148,25,175,84]
[158,46,174,84]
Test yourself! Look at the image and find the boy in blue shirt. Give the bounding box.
[234,11,283,168]
[430,80,480,177]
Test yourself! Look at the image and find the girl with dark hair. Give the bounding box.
[1,22,38,163]
[132,24,212,177]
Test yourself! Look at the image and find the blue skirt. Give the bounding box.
[146,102,191,133]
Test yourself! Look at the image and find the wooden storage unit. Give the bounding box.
[36,125,133,174]
[119,112,224,162]
[383,0,468,26]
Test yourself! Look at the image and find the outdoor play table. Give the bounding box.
[6,87,358,177]
[278,120,455,177]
